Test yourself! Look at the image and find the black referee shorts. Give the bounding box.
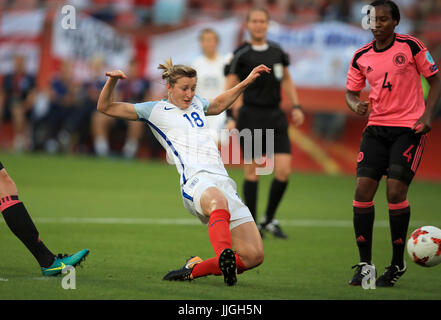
[356,126,427,185]
[236,106,291,160]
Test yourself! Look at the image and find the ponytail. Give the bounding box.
[158,57,197,86]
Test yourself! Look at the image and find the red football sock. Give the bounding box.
[191,257,221,278]
[191,253,248,279]
[208,209,232,257]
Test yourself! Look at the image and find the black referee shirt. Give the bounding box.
[225,41,290,109]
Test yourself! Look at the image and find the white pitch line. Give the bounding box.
[0,217,428,228]
[33,217,201,225]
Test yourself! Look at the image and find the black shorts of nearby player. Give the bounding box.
[356,126,427,185]
[236,106,291,160]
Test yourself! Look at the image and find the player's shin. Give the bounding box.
[353,200,375,264]
[208,209,232,257]
[388,200,410,268]
[264,178,288,223]
[0,196,55,268]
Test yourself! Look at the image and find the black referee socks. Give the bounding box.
[264,178,288,224]
[243,180,258,221]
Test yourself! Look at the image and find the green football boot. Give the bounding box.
[42,249,90,276]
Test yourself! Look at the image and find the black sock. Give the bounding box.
[264,178,288,224]
[1,197,55,268]
[0,162,3,170]
[243,180,258,221]
[353,203,375,264]
[389,203,410,269]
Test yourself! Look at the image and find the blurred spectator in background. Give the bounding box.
[312,111,347,142]
[42,60,82,153]
[319,0,353,22]
[90,0,116,23]
[152,0,187,25]
[89,55,112,156]
[133,0,155,26]
[117,59,155,159]
[0,55,36,152]
[29,86,50,151]
[1,0,439,157]
[312,57,347,142]
[192,28,227,145]
[91,58,152,158]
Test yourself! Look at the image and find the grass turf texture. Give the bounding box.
[0,152,440,300]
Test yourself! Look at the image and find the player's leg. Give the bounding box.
[259,111,291,238]
[237,107,260,223]
[192,188,263,284]
[164,186,237,285]
[0,162,89,275]
[261,153,290,238]
[386,178,410,266]
[349,176,379,286]
[0,162,56,268]
[199,187,232,257]
[375,178,410,287]
[164,172,263,285]
[353,177,379,261]
[349,126,388,285]
[230,220,264,270]
[187,219,264,278]
[200,187,240,285]
[376,130,426,286]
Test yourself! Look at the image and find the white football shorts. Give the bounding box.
[181,171,254,230]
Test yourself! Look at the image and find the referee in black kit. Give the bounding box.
[225,7,304,239]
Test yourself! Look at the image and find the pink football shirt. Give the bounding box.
[347,33,439,127]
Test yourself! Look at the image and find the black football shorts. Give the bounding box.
[236,106,291,160]
[356,125,427,185]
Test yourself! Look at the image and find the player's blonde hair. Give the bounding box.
[158,58,197,87]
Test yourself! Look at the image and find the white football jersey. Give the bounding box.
[134,95,228,186]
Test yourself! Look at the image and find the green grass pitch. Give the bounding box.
[0,152,440,300]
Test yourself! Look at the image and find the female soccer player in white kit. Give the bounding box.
[192,28,228,145]
[97,58,270,286]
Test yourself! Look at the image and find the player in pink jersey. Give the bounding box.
[346,0,441,287]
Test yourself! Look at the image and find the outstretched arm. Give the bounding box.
[224,73,241,118]
[206,64,271,115]
[97,70,138,121]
